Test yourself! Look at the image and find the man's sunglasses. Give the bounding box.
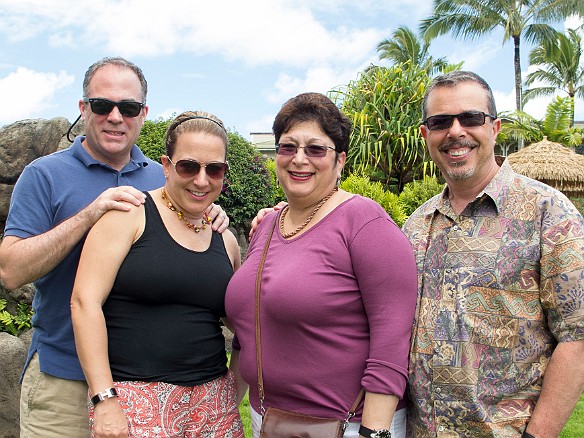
[423,111,497,131]
[167,157,228,180]
[83,98,145,118]
[276,143,336,158]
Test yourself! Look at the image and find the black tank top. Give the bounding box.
[103,192,234,386]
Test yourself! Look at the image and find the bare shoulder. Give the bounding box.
[221,228,240,251]
[221,229,241,269]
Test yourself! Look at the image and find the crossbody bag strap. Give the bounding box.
[255,215,278,416]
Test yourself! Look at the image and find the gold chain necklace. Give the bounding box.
[161,188,211,233]
[279,187,338,238]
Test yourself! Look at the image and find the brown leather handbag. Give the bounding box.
[255,217,364,438]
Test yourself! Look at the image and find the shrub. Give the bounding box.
[264,159,286,204]
[398,176,444,216]
[340,172,407,227]
[136,118,171,163]
[217,132,274,237]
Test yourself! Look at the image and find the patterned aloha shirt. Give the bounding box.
[403,160,584,437]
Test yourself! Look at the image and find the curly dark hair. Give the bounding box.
[272,92,352,154]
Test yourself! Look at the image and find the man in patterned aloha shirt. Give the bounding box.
[403,71,584,437]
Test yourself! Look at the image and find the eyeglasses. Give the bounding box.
[167,157,228,180]
[276,143,336,158]
[423,111,497,131]
[83,98,145,118]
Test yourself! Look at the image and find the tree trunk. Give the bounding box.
[514,35,524,149]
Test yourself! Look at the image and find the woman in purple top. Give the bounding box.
[225,92,417,438]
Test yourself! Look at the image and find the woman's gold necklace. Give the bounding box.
[161,188,211,233]
[279,187,338,238]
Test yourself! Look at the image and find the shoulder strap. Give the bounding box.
[255,215,278,416]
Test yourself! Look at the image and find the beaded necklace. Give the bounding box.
[161,188,211,233]
[279,187,338,238]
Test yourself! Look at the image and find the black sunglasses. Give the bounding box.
[423,111,497,131]
[276,143,336,158]
[83,98,145,118]
[167,157,228,180]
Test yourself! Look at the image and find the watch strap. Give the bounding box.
[90,387,118,405]
[359,424,391,438]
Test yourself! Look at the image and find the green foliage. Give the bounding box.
[217,133,274,235]
[499,96,584,148]
[0,299,33,336]
[136,117,171,163]
[399,176,444,216]
[340,173,407,227]
[264,159,286,204]
[331,62,435,193]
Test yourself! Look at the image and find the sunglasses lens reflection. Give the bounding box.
[175,160,227,180]
[88,99,143,117]
[426,112,487,131]
[276,144,329,157]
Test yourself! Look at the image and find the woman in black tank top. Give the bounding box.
[71,111,244,437]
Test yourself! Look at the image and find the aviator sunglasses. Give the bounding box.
[83,98,145,118]
[167,157,228,180]
[276,143,336,158]
[423,111,497,131]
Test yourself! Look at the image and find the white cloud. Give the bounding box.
[264,64,363,105]
[0,0,384,68]
[0,67,74,124]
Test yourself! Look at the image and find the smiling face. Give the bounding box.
[79,64,148,170]
[421,82,501,191]
[161,131,226,219]
[275,120,345,208]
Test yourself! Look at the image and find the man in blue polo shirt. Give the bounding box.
[0,57,228,437]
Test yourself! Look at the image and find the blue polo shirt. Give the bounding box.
[4,137,165,380]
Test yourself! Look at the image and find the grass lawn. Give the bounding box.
[560,393,584,437]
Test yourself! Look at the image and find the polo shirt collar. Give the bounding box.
[70,136,151,171]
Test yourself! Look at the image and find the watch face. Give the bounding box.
[374,430,391,438]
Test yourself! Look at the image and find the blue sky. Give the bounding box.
[1,0,582,141]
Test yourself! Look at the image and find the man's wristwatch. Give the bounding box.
[90,387,118,405]
[358,425,391,438]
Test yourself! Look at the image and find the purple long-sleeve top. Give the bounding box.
[225,195,417,421]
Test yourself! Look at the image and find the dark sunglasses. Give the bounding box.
[83,98,145,118]
[167,157,228,180]
[423,111,497,131]
[276,143,336,158]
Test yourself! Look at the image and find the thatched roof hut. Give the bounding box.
[507,137,584,197]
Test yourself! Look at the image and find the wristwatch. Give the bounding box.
[359,425,391,438]
[90,387,118,405]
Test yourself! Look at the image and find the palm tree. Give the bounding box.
[524,29,584,126]
[498,95,583,149]
[377,25,450,75]
[420,0,583,112]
